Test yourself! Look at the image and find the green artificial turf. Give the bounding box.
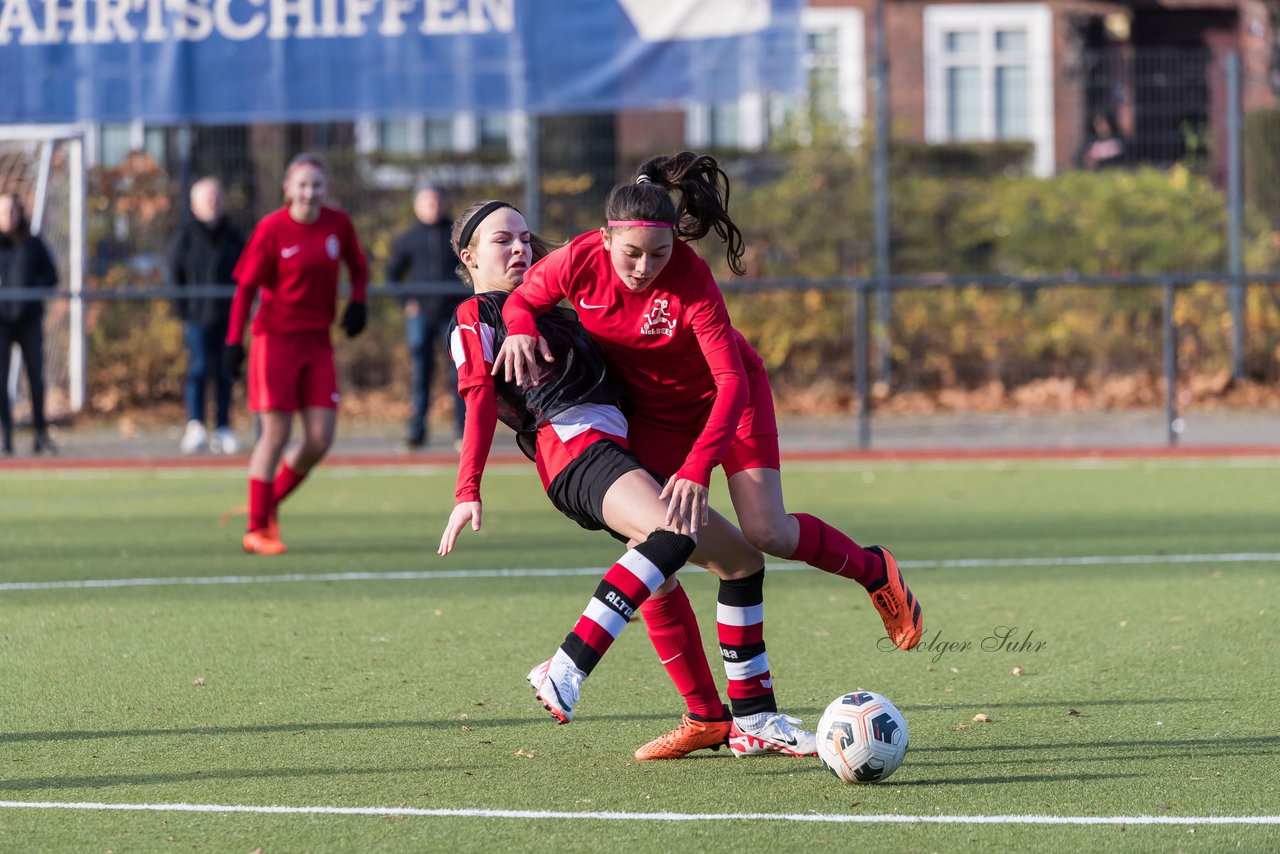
[1,458,1277,851]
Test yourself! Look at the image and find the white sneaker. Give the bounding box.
[729,712,818,757]
[180,420,208,455]
[214,427,239,454]
[526,649,585,724]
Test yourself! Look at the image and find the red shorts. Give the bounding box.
[631,357,780,479]
[248,331,339,413]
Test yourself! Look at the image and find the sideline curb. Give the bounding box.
[4,444,1280,472]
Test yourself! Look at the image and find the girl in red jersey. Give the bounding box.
[438,200,816,760]
[224,153,369,555]
[494,152,925,740]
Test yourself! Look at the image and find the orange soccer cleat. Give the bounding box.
[242,529,287,556]
[867,545,923,650]
[222,505,279,540]
[633,712,732,761]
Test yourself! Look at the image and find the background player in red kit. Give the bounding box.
[494,152,924,754]
[224,153,370,555]
[437,200,816,759]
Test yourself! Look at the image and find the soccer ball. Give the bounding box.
[815,691,909,783]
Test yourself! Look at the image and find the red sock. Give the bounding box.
[248,478,274,532]
[272,462,308,505]
[789,513,886,589]
[639,582,724,719]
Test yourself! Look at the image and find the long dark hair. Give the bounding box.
[605,151,746,276]
[0,192,33,243]
[450,200,557,287]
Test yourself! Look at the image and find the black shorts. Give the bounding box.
[546,439,649,540]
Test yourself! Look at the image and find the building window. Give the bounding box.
[423,118,455,152]
[379,118,416,154]
[687,7,865,150]
[803,8,865,136]
[709,101,742,147]
[98,123,136,168]
[143,127,167,165]
[362,113,516,156]
[924,4,1054,175]
[478,112,511,151]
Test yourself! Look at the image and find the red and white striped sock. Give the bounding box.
[717,568,777,717]
[559,531,694,676]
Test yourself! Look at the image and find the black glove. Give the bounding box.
[222,343,246,380]
[341,302,367,338]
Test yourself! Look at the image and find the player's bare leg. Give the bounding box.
[268,406,336,529]
[281,406,336,475]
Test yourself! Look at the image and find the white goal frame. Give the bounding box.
[0,124,88,413]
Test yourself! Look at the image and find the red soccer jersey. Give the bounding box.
[449,294,628,499]
[503,231,747,486]
[227,206,369,342]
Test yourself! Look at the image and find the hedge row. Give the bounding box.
[81,136,1280,414]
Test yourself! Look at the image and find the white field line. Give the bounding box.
[2,552,1279,592]
[0,800,1275,826]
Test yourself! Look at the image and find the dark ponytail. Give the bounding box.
[604,151,746,276]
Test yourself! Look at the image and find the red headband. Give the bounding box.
[607,220,673,228]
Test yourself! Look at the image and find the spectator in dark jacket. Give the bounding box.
[168,177,245,454]
[0,192,57,456]
[387,185,470,449]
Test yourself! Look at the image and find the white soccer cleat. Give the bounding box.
[214,427,240,455]
[526,650,585,724]
[180,420,208,455]
[728,712,818,757]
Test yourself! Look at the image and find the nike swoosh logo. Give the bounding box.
[281,245,301,258]
[659,653,682,665]
[578,297,609,310]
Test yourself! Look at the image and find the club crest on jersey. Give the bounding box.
[325,235,340,260]
[641,298,677,336]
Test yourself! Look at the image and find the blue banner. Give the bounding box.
[0,0,803,124]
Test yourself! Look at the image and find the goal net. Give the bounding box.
[0,127,86,425]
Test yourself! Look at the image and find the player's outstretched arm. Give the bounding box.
[439,501,483,556]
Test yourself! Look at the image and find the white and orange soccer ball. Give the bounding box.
[815,691,909,783]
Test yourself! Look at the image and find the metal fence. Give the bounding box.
[6,270,1280,449]
[3,43,1280,449]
